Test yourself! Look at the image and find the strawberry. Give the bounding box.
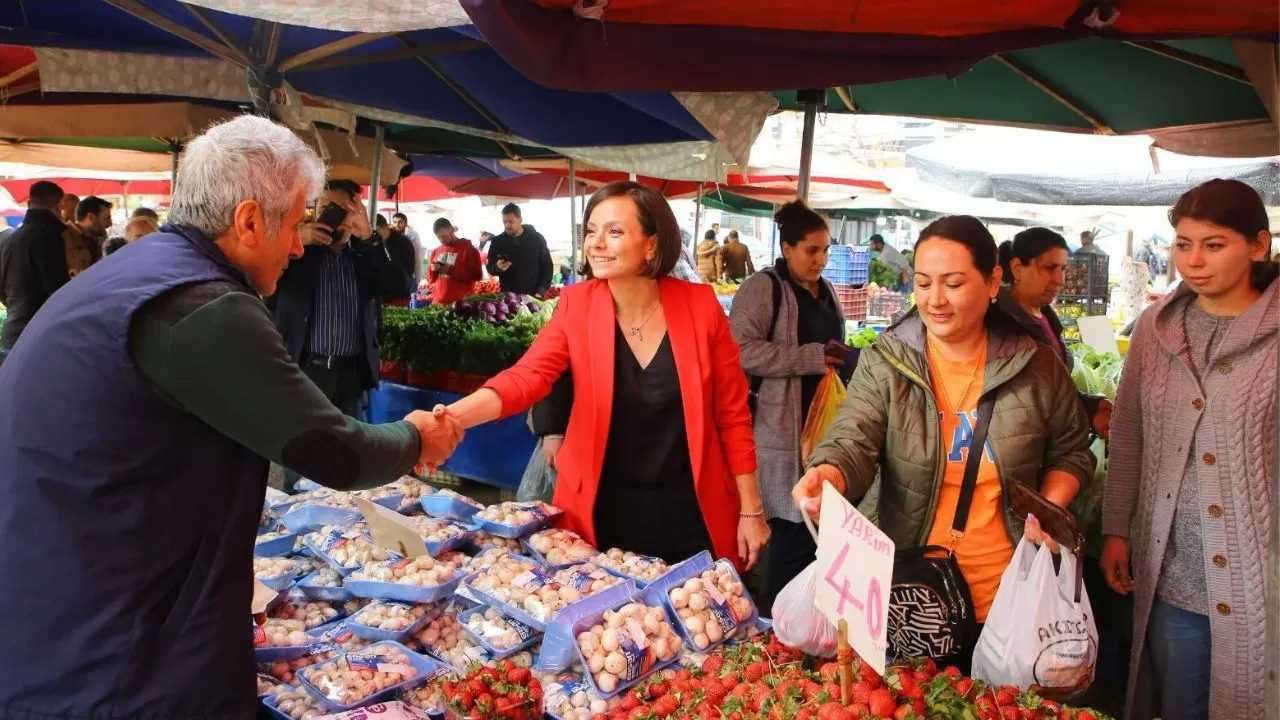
[817,702,848,720]
[744,661,769,683]
[795,708,816,720]
[868,688,896,718]
[1072,712,1097,720]
[819,663,841,682]
[507,666,531,684]
[996,686,1019,707]
[628,708,650,720]
[848,702,871,718]
[976,697,997,713]
[894,705,915,720]
[647,680,670,699]
[1039,700,1062,714]
[850,680,875,705]
[652,694,680,718]
[620,695,640,712]
[1001,708,1020,720]
[944,666,963,680]
[701,655,725,677]
[953,678,974,698]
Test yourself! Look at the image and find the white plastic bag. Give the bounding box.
[771,561,840,658]
[971,538,1097,693]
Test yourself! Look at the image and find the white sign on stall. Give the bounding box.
[814,482,895,675]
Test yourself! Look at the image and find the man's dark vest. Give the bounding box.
[0,227,265,719]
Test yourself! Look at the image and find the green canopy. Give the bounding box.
[776,38,1270,138]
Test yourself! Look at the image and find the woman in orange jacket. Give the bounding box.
[444,182,771,568]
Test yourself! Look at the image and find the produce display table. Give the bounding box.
[366,381,536,490]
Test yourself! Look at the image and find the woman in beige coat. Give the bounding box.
[1101,179,1277,720]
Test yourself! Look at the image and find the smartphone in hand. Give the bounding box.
[316,203,348,240]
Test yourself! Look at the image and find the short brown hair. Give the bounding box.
[578,181,681,279]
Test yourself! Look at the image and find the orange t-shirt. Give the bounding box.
[924,350,1014,623]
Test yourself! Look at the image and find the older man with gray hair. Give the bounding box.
[0,115,463,718]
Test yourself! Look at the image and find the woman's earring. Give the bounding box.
[990,296,997,305]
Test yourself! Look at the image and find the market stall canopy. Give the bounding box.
[904,127,1280,205]
[0,97,406,185]
[403,155,522,180]
[457,0,1277,92]
[503,159,890,199]
[0,3,776,180]
[775,38,1279,157]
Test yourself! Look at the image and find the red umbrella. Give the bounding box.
[1,177,171,203]
[368,174,591,204]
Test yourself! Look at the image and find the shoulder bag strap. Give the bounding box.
[748,272,783,396]
[951,393,996,536]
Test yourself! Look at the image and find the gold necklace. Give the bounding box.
[927,337,986,410]
[621,302,661,342]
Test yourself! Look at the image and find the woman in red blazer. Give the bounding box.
[445,182,770,569]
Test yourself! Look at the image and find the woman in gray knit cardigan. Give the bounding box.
[1101,179,1277,720]
[728,200,849,614]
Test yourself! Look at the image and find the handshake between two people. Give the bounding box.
[404,405,466,474]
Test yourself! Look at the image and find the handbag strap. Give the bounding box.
[951,393,996,536]
[748,272,783,396]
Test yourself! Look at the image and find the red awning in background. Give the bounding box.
[528,0,1278,36]
[371,174,592,204]
[1,177,171,203]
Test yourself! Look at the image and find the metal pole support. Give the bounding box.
[367,123,385,227]
[796,88,825,202]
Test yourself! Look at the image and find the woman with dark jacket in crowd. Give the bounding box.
[996,228,1112,437]
[729,200,848,612]
[792,215,1095,662]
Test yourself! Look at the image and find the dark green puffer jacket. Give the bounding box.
[809,313,1095,547]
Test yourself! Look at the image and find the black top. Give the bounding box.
[486,224,553,296]
[593,326,711,563]
[775,259,844,420]
[0,208,70,349]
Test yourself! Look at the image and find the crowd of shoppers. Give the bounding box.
[0,108,1270,720]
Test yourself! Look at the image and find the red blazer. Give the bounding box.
[484,277,758,566]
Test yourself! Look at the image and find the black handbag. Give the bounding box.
[746,272,782,419]
[885,394,995,668]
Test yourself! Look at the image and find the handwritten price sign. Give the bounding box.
[815,481,894,675]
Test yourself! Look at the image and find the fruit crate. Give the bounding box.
[869,291,906,318]
[822,245,870,286]
[834,285,869,322]
[1059,253,1110,303]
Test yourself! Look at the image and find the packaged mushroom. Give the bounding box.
[465,554,569,628]
[345,555,461,603]
[472,501,561,539]
[304,524,394,575]
[470,530,523,553]
[459,606,541,658]
[572,600,682,698]
[525,528,597,568]
[436,550,473,572]
[400,674,455,717]
[592,549,670,586]
[280,493,362,533]
[410,610,490,669]
[269,598,342,630]
[347,600,436,642]
[295,567,352,603]
[254,557,298,591]
[355,475,433,513]
[536,670,630,720]
[263,683,327,720]
[664,559,756,652]
[550,564,623,599]
[412,516,474,556]
[253,618,312,652]
[420,488,484,521]
[255,530,298,558]
[298,641,432,710]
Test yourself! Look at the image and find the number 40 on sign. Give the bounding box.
[815,481,895,676]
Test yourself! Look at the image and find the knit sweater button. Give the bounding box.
[1217,363,1232,374]
[1192,398,1204,410]
[1202,452,1216,465]
[1217,602,1231,615]
[1208,504,1224,517]
[1213,555,1227,568]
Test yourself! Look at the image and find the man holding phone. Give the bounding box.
[486,203,553,296]
[272,180,414,430]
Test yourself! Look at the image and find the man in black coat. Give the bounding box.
[376,213,420,301]
[486,202,553,296]
[270,180,413,422]
[0,181,68,359]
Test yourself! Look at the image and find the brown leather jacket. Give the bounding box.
[721,240,754,279]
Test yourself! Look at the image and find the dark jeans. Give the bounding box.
[758,518,817,619]
[283,363,365,491]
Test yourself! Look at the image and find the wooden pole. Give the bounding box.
[837,619,853,704]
